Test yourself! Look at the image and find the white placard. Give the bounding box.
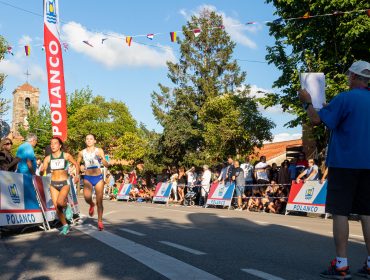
[299,73,326,109]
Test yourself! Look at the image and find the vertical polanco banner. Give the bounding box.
[44,0,68,141]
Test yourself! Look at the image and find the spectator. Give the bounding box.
[299,60,370,277]
[296,159,319,183]
[232,160,245,211]
[266,180,279,196]
[110,183,119,200]
[254,156,270,185]
[129,168,137,184]
[246,188,262,212]
[240,156,254,190]
[186,166,196,187]
[217,162,228,183]
[269,162,279,182]
[320,167,328,184]
[278,160,291,186]
[288,157,297,181]
[225,156,234,184]
[16,133,37,175]
[170,171,178,202]
[177,167,186,205]
[0,138,20,172]
[296,152,308,176]
[200,165,212,206]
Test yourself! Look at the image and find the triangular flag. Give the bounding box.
[101,38,108,44]
[302,12,310,18]
[170,32,177,42]
[147,34,154,40]
[83,40,94,47]
[62,42,69,51]
[272,18,283,24]
[7,46,14,56]
[246,21,257,25]
[24,45,31,56]
[126,36,132,46]
[193,29,201,37]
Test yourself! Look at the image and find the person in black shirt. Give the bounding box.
[0,138,20,172]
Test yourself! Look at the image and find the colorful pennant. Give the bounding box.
[101,38,108,44]
[170,31,177,42]
[126,36,132,46]
[147,33,154,40]
[62,42,69,51]
[302,12,310,19]
[24,45,31,56]
[83,40,94,47]
[7,46,14,55]
[193,29,201,37]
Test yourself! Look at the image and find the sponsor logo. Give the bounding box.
[8,184,20,204]
[46,0,57,24]
[6,214,36,225]
[305,188,314,200]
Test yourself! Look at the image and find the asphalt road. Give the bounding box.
[0,198,367,280]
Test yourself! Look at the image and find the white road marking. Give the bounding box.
[104,211,118,216]
[242,268,286,280]
[159,241,206,255]
[76,224,221,280]
[349,234,364,239]
[119,228,146,237]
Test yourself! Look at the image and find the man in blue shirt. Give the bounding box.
[299,60,370,279]
[16,133,37,175]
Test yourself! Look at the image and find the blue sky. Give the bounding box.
[0,0,302,142]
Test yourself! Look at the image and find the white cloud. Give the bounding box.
[0,59,46,83]
[62,22,176,69]
[272,132,302,143]
[179,5,261,49]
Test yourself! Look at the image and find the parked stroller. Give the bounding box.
[183,185,200,206]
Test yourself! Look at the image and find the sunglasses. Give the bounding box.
[4,142,12,145]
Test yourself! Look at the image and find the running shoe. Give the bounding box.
[64,204,73,221]
[59,224,70,236]
[89,202,95,217]
[320,259,352,279]
[98,221,104,231]
[356,263,370,278]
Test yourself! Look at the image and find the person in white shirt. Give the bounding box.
[240,156,254,190]
[296,159,319,183]
[201,165,212,205]
[186,166,196,187]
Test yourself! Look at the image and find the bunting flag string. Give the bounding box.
[1,1,369,58]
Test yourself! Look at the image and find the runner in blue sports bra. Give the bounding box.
[77,134,109,231]
[42,137,80,235]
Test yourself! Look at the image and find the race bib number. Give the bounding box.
[51,159,65,170]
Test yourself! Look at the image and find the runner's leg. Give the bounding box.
[94,179,105,223]
[50,186,67,225]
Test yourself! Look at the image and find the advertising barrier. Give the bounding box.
[286,180,327,214]
[0,171,45,226]
[117,183,132,200]
[0,171,80,228]
[152,182,172,203]
[205,182,235,208]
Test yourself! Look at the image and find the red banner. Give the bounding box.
[44,0,68,141]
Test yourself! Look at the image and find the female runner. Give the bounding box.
[77,134,109,231]
[42,137,79,235]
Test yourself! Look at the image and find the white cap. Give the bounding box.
[348,60,370,78]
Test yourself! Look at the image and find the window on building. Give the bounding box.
[25,97,30,109]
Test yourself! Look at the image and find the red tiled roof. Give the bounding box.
[14,83,39,93]
[253,139,302,161]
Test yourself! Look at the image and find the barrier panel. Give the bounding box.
[286,180,327,214]
[205,182,235,208]
[0,171,45,226]
[152,182,172,203]
[117,183,132,200]
[68,178,80,215]
[0,171,80,228]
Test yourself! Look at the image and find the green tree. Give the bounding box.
[18,105,52,156]
[152,10,274,166]
[0,35,10,134]
[262,0,370,152]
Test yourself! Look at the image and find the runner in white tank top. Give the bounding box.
[77,134,109,231]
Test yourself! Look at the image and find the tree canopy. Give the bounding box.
[262,0,370,151]
[152,10,275,166]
